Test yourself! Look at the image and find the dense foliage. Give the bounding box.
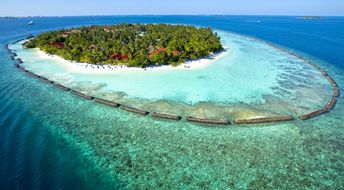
[24,24,223,67]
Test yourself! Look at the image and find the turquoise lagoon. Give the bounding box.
[1,16,344,189]
[11,31,332,120]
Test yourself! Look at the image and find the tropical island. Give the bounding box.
[23,24,223,67]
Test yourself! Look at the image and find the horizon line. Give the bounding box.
[1,14,344,18]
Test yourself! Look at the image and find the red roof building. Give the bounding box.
[111,52,128,60]
[172,50,181,56]
[49,41,65,49]
[148,47,167,59]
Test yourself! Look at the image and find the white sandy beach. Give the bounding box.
[35,47,229,74]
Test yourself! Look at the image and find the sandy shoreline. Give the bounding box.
[35,47,229,74]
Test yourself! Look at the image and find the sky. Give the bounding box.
[1,0,344,17]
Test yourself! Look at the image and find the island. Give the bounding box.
[298,16,322,20]
[23,24,223,67]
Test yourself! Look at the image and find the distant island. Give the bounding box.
[0,17,19,19]
[23,24,223,67]
[298,16,322,20]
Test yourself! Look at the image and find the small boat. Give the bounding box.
[28,21,34,25]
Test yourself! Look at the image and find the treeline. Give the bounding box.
[24,24,223,67]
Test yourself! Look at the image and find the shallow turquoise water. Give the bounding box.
[11,31,332,119]
[1,16,344,189]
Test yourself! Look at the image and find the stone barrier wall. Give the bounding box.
[227,33,340,121]
[187,116,230,125]
[95,98,120,107]
[152,112,182,121]
[7,35,340,125]
[235,115,294,124]
[120,106,149,115]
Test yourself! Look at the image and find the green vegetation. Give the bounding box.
[24,24,223,67]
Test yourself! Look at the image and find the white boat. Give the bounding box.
[28,21,34,25]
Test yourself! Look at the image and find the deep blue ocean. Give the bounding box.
[0,16,343,189]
